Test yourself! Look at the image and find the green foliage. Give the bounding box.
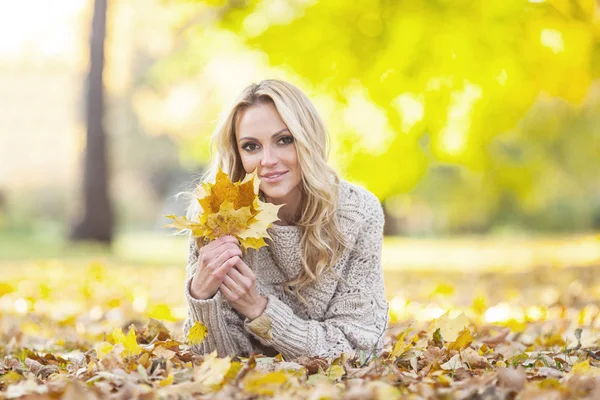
[146,0,600,233]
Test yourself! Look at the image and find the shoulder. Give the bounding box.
[336,180,384,234]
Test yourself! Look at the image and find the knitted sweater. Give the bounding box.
[183,180,389,360]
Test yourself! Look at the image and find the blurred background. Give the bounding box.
[2,0,600,326]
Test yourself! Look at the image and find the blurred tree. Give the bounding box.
[70,0,113,243]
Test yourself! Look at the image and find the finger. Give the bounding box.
[207,246,243,270]
[215,241,242,257]
[223,275,243,294]
[219,283,235,299]
[212,255,239,279]
[227,267,247,283]
[202,235,239,253]
[233,259,254,277]
[206,237,241,257]
[227,267,253,291]
[203,243,242,267]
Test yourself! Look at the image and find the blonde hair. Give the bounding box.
[186,79,350,300]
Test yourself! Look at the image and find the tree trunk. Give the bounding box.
[70,0,113,243]
[382,200,399,236]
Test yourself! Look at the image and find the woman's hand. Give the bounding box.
[220,259,268,320]
[190,235,242,300]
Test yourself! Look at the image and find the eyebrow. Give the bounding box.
[238,128,289,142]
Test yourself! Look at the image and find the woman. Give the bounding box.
[183,79,388,360]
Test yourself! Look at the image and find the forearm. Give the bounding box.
[184,277,253,357]
[244,294,385,360]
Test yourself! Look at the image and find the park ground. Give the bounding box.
[1,232,600,398]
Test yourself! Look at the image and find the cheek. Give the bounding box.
[282,147,299,169]
[239,151,259,172]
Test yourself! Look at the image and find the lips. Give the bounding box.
[260,171,288,182]
[261,171,287,178]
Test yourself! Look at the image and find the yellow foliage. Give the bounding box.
[159,374,173,387]
[162,214,206,237]
[325,365,345,380]
[225,361,242,382]
[194,352,233,390]
[570,359,600,376]
[448,328,474,351]
[368,381,402,399]
[242,371,291,396]
[432,283,454,297]
[206,201,253,238]
[538,378,562,389]
[390,327,413,359]
[0,371,22,385]
[112,327,142,358]
[539,332,566,348]
[0,282,14,298]
[472,295,488,316]
[188,321,208,346]
[148,304,176,322]
[94,341,114,360]
[430,312,470,343]
[165,167,283,250]
[437,374,452,387]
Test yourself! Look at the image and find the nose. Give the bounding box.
[260,145,278,168]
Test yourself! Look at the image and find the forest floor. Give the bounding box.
[1,231,600,399]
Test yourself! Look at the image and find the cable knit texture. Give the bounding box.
[183,180,389,360]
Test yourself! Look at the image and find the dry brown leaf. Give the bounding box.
[497,366,526,391]
[460,348,490,369]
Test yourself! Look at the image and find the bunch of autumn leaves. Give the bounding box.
[166,168,283,251]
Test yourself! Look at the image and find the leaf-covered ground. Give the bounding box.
[2,258,600,399]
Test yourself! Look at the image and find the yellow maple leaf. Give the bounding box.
[239,209,276,241]
[188,321,208,345]
[112,327,142,357]
[194,351,232,390]
[367,381,402,399]
[255,199,284,227]
[390,327,413,359]
[431,312,470,343]
[0,371,22,385]
[94,341,114,360]
[239,236,267,250]
[571,359,600,375]
[164,215,207,237]
[165,167,282,250]
[242,370,291,396]
[225,361,242,381]
[235,177,258,210]
[325,364,345,380]
[200,168,245,215]
[159,374,174,387]
[206,201,253,238]
[448,327,474,351]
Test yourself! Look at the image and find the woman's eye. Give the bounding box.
[279,136,294,145]
[242,143,259,151]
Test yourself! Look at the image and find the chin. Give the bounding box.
[261,183,296,202]
[262,187,290,200]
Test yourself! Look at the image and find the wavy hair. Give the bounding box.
[185,79,350,300]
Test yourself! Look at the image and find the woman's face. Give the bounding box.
[235,102,302,205]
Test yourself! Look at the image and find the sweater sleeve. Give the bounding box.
[243,192,389,360]
[183,235,254,357]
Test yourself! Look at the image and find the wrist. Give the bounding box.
[246,296,268,320]
[189,278,211,300]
